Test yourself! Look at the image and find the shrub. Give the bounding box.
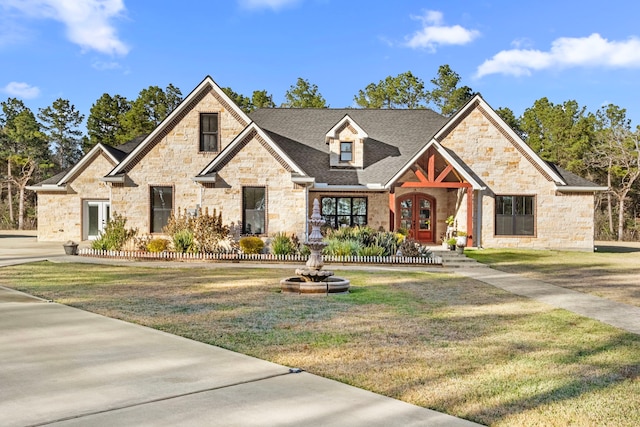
[270,232,295,255]
[323,238,362,256]
[134,234,152,251]
[239,236,264,254]
[91,213,138,251]
[358,245,385,257]
[172,229,194,253]
[193,207,229,253]
[373,231,399,256]
[325,225,376,246]
[398,238,432,258]
[164,207,230,253]
[147,238,169,253]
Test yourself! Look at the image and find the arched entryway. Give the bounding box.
[396,193,435,243]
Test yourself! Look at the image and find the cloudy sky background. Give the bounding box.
[2,0,640,125]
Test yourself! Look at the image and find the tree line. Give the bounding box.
[1,65,639,240]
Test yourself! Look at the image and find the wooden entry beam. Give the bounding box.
[400,181,472,189]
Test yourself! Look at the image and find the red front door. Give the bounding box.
[397,193,435,243]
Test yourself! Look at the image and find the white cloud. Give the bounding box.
[238,0,300,10]
[405,10,480,51]
[2,82,41,99]
[477,33,640,78]
[0,0,129,55]
[91,60,121,70]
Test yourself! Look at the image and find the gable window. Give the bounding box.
[340,142,353,162]
[200,113,219,152]
[151,186,173,233]
[321,197,367,228]
[243,187,265,235]
[495,195,535,236]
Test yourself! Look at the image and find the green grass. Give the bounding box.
[1,262,639,426]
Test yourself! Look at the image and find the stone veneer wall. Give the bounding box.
[439,106,595,250]
[37,152,114,241]
[110,90,247,233]
[202,136,306,238]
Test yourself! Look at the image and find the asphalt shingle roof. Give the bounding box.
[248,108,448,186]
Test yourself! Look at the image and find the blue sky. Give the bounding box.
[2,0,640,127]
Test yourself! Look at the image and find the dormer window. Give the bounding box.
[326,115,368,168]
[200,113,219,152]
[340,142,353,162]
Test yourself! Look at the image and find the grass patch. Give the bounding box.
[2,262,639,426]
[466,248,640,307]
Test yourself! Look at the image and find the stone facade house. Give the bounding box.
[29,76,606,250]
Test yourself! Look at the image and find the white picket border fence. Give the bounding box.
[77,248,442,265]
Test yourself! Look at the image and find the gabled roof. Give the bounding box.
[108,76,252,177]
[325,114,368,143]
[435,94,568,185]
[196,122,306,181]
[248,108,448,187]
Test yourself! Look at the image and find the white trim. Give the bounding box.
[26,184,67,192]
[556,185,608,192]
[109,76,252,177]
[291,174,315,185]
[325,114,368,143]
[198,122,306,177]
[101,175,125,183]
[311,183,386,191]
[192,174,217,183]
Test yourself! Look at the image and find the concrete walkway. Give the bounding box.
[455,266,640,336]
[0,232,480,426]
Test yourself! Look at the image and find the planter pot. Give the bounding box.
[456,236,468,247]
[456,245,464,255]
[63,242,78,255]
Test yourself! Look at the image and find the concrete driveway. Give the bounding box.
[0,231,69,267]
[0,232,480,426]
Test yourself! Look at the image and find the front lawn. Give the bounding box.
[465,247,640,307]
[2,262,639,426]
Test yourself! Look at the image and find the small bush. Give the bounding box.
[373,231,399,256]
[134,234,152,251]
[91,213,138,251]
[398,238,432,258]
[270,232,295,255]
[172,229,194,253]
[323,238,362,256]
[239,236,264,254]
[147,238,169,253]
[358,245,385,257]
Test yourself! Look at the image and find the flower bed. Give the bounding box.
[78,248,443,265]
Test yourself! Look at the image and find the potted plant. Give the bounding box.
[456,231,468,248]
[445,215,455,229]
[446,238,457,251]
